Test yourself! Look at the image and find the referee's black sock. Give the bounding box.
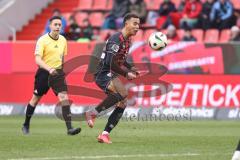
[104,107,125,133]
[62,105,72,130]
[23,104,36,127]
[95,93,125,113]
[237,140,240,151]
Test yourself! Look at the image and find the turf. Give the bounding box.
[0,116,239,160]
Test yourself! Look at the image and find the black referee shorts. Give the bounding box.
[33,68,68,96]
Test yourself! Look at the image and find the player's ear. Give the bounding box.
[124,20,128,27]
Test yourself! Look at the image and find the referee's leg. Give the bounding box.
[22,94,42,134]
[58,91,81,135]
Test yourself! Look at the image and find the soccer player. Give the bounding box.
[22,16,81,135]
[232,140,240,160]
[85,13,140,143]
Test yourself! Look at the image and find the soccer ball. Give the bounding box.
[148,32,168,50]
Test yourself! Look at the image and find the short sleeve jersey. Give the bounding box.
[97,32,131,73]
[35,33,67,69]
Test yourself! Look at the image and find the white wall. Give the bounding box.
[0,0,54,41]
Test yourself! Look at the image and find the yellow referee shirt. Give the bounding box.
[35,33,67,69]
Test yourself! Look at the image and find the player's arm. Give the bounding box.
[123,61,133,69]
[110,55,128,77]
[110,56,136,80]
[123,61,139,76]
[105,41,136,79]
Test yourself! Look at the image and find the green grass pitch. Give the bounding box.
[0,116,239,160]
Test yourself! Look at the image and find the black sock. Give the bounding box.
[95,93,124,113]
[62,105,72,130]
[23,104,36,127]
[104,107,125,133]
[237,140,240,151]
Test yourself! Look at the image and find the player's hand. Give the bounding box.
[130,67,140,77]
[127,72,137,80]
[49,68,58,75]
[131,66,138,72]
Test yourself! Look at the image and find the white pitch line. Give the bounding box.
[8,153,200,160]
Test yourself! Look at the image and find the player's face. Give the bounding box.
[125,17,140,36]
[49,19,62,34]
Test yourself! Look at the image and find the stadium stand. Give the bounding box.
[219,29,231,43]
[76,0,93,10]
[89,12,104,28]
[15,0,239,42]
[204,29,219,43]
[92,0,108,11]
[192,29,204,42]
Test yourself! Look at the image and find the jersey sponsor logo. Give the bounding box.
[107,72,112,77]
[34,89,38,94]
[101,53,106,59]
[111,44,120,52]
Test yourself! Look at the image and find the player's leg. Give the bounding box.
[22,94,42,134]
[98,77,127,143]
[232,140,240,160]
[86,76,127,128]
[103,78,127,133]
[57,91,81,135]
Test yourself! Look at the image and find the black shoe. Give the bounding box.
[22,125,29,135]
[67,128,81,135]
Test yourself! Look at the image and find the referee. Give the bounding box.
[22,16,81,135]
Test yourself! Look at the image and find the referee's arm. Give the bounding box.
[35,55,53,73]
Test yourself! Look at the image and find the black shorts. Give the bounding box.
[33,68,68,96]
[94,71,117,94]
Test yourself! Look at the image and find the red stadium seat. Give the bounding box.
[99,29,115,41]
[161,29,167,35]
[77,0,93,10]
[132,30,143,42]
[145,0,162,10]
[75,12,88,26]
[156,16,167,30]
[177,29,184,40]
[92,0,108,10]
[143,29,157,40]
[171,0,181,8]
[219,29,231,43]
[192,29,204,42]
[204,29,219,43]
[232,0,240,9]
[107,0,113,10]
[62,12,72,23]
[89,12,104,27]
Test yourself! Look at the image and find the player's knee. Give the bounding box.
[118,100,127,109]
[119,90,128,99]
[29,95,41,106]
[112,92,126,102]
[58,92,68,101]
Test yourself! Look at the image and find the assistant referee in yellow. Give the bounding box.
[22,16,81,135]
